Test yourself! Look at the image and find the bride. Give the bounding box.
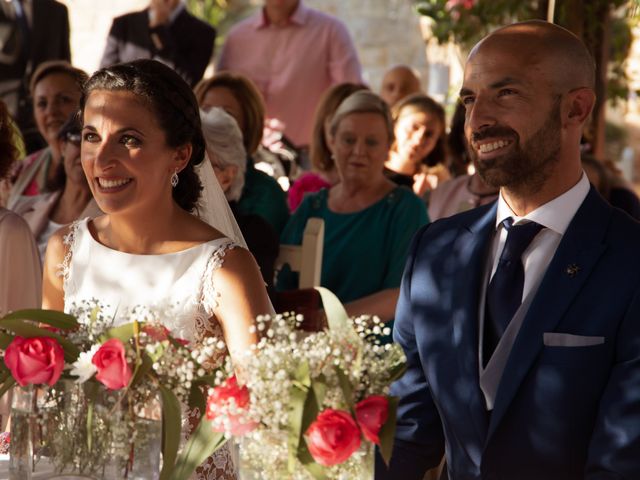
[42,59,274,479]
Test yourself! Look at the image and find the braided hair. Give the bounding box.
[80,59,205,212]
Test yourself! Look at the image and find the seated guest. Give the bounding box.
[200,107,279,289]
[582,153,640,220]
[288,82,368,212]
[7,61,87,210]
[279,91,429,332]
[13,114,100,262]
[384,93,450,196]
[380,64,422,107]
[195,72,289,233]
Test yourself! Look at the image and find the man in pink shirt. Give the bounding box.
[217,0,363,151]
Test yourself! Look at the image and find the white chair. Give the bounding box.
[276,217,324,288]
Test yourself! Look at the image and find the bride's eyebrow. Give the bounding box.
[80,125,146,137]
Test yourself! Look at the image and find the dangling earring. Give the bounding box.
[171,170,179,188]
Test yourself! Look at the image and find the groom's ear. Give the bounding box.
[172,143,193,173]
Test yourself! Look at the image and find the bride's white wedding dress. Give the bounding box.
[59,217,239,480]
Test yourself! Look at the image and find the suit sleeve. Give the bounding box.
[376,225,445,479]
[151,15,215,86]
[585,285,640,478]
[100,19,122,69]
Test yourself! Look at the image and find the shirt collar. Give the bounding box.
[253,1,308,28]
[495,171,590,235]
[147,1,185,26]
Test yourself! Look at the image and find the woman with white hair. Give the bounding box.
[200,107,279,289]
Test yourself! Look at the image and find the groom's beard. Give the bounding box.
[469,100,562,196]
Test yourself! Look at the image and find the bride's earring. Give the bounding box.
[171,170,179,188]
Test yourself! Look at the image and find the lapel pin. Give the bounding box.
[566,264,580,278]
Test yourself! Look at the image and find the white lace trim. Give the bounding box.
[56,220,82,294]
[200,240,238,316]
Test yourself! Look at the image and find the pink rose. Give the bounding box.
[92,338,132,390]
[4,336,65,386]
[355,395,389,445]
[305,409,361,466]
[206,375,257,436]
[142,324,189,346]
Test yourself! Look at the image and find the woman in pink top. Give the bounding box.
[6,61,87,210]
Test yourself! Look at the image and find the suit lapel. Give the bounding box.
[487,188,610,439]
[450,203,497,445]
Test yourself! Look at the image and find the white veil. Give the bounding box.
[195,155,248,249]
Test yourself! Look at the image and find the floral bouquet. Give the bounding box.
[205,288,407,480]
[0,302,228,480]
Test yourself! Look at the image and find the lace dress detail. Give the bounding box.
[62,218,240,480]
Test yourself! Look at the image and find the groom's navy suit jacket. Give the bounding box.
[378,188,640,480]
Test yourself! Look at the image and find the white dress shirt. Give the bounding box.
[487,172,591,302]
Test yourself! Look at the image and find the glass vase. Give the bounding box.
[9,381,162,480]
[236,429,374,480]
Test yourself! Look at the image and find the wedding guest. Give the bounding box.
[100,0,216,87]
[279,91,428,330]
[13,114,100,262]
[6,61,87,210]
[216,0,363,150]
[0,0,71,154]
[0,99,41,314]
[42,59,273,479]
[200,107,279,289]
[288,82,368,211]
[384,93,450,196]
[380,65,422,107]
[428,171,499,221]
[195,72,289,233]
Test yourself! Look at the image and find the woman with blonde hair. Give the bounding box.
[279,91,428,336]
[7,61,88,209]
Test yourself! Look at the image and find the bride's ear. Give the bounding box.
[172,143,193,173]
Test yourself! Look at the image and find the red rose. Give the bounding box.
[4,336,64,386]
[206,375,257,436]
[355,395,389,445]
[92,338,132,390]
[305,409,361,466]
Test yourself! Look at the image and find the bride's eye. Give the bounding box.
[121,135,142,148]
[83,132,99,143]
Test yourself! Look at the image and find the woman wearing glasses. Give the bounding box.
[13,114,99,262]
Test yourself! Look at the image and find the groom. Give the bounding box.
[377,20,640,480]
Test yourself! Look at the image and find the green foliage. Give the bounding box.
[415,0,638,103]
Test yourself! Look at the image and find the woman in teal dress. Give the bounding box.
[279,91,429,326]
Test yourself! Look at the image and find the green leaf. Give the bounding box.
[387,361,408,384]
[314,287,350,333]
[0,332,13,350]
[0,378,16,399]
[378,396,399,466]
[171,416,226,480]
[0,319,79,362]
[310,374,326,408]
[188,384,206,415]
[102,322,139,343]
[288,361,311,472]
[130,353,153,387]
[335,367,354,412]
[1,309,78,330]
[159,385,183,480]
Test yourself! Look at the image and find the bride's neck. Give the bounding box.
[99,206,187,255]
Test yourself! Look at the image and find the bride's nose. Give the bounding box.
[92,140,118,172]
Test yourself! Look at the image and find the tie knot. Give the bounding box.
[500,218,543,262]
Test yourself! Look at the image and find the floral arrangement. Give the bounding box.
[0,303,227,480]
[205,288,407,479]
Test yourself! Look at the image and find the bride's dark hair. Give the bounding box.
[80,59,204,212]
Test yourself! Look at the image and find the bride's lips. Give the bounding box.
[95,177,133,193]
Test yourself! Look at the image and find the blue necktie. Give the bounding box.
[484,218,543,364]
